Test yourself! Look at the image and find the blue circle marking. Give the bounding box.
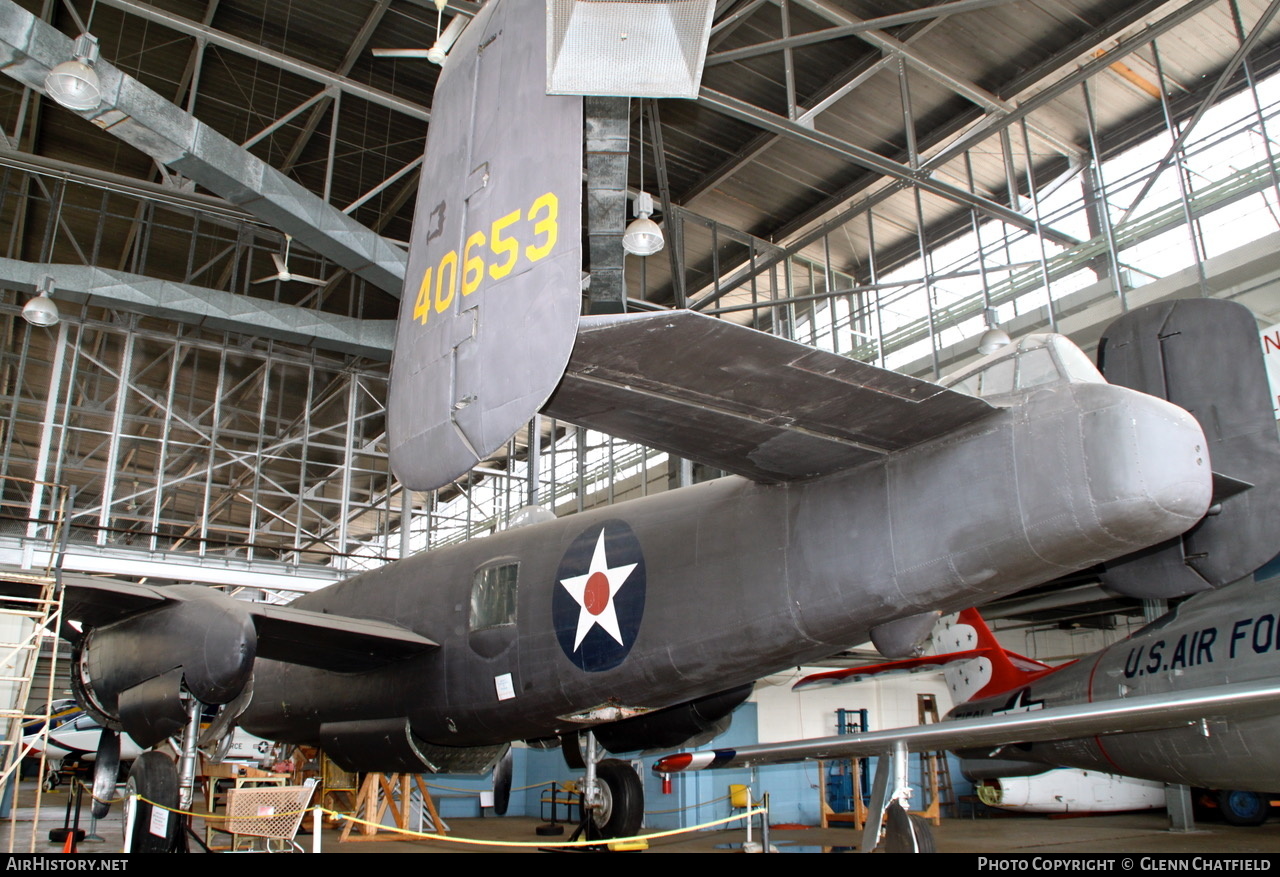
[552,520,646,672]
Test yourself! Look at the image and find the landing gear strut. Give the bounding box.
[569,731,644,843]
[862,740,936,853]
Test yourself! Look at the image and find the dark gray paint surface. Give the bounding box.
[1099,299,1280,598]
[388,0,583,491]
[544,310,996,482]
[237,361,1210,760]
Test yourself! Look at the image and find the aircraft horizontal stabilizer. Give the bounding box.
[792,650,987,690]
[652,678,1280,774]
[543,311,997,483]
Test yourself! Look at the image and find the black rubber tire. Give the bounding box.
[883,807,937,853]
[493,746,513,816]
[592,759,643,840]
[124,752,179,853]
[1218,789,1269,827]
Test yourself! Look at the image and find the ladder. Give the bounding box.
[0,478,70,851]
[912,693,955,826]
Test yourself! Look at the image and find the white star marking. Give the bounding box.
[559,528,638,651]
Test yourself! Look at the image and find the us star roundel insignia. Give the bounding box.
[552,519,646,672]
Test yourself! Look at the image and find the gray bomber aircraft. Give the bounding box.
[28,0,1232,850]
[650,298,1280,850]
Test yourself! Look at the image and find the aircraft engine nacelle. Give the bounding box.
[594,684,754,754]
[958,756,1053,781]
[73,587,256,747]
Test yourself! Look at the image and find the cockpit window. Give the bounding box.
[1051,337,1106,384]
[942,334,1101,400]
[1016,347,1058,390]
[470,561,518,630]
[978,357,1015,396]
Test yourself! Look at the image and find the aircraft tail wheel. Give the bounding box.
[1218,789,1269,827]
[883,806,936,853]
[124,752,179,853]
[91,730,121,819]
[591,759,643,840]
[493,746,513,816]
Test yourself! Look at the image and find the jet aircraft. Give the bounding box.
[652,574,1280,845]
[11,0,1237,851]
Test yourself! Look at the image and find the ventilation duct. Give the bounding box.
[546,0,715,98]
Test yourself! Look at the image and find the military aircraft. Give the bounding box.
[16,0,1237,852]
[651,575,1280,845]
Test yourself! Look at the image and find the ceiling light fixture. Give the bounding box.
[623,110,664,256]
[623,191,664,256]
[45,33,102,111]
[977,307,1010,355]
[22,276,60,328]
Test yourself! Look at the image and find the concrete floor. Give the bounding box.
[14,781,1280,854]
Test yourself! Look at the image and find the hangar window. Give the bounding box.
[470,561,519,630]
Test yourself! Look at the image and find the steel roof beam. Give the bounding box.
[682,18,944,205]
[95,0,431,124]
[705,0,1024,66]
[0,2,409,295]
[696,88,1066,234]
[701,0,1211,300]
[790,0,1082,160]
[0,259,394,359]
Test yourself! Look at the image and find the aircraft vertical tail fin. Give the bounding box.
[934,610,1054,704]
[1097,299,1280,598]
[387,0,583,492]
[794,609,1056,705]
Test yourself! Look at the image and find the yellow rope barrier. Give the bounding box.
[127,795,769,849]
[643,790,733,815]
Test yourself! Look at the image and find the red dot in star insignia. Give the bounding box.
[584,571,611,616]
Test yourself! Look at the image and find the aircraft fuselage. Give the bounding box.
[954,576,1280,791]
[241,377,1209,762]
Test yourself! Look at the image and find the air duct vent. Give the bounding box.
[546,0,715,98]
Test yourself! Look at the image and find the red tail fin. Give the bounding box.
[795,608,1059,704]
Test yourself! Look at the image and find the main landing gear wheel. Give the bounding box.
[883,806,936,853]
[1218,789,1269,826]
[124,752,179,853]
[591,759,643,840]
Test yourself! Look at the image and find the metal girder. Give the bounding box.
[95,0,431,124]
[695,87,1065,236]
[0,2,409,296]
[790,0,1082,160]
[278,0,393,175]
[699,0,1214,303]
[705,0,1024,65]
[0,259,394,358]
[683,17,945,204]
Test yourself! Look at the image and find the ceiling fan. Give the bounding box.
[371,1,466,66]
[253,235,329,286]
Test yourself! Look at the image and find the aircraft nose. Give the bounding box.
[1081,387,1212,542]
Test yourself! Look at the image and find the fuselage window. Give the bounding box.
[470,561,519,630]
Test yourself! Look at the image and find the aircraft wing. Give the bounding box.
[0,576,436,672]
[651,679,1280,773]
[542,310,997,483]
